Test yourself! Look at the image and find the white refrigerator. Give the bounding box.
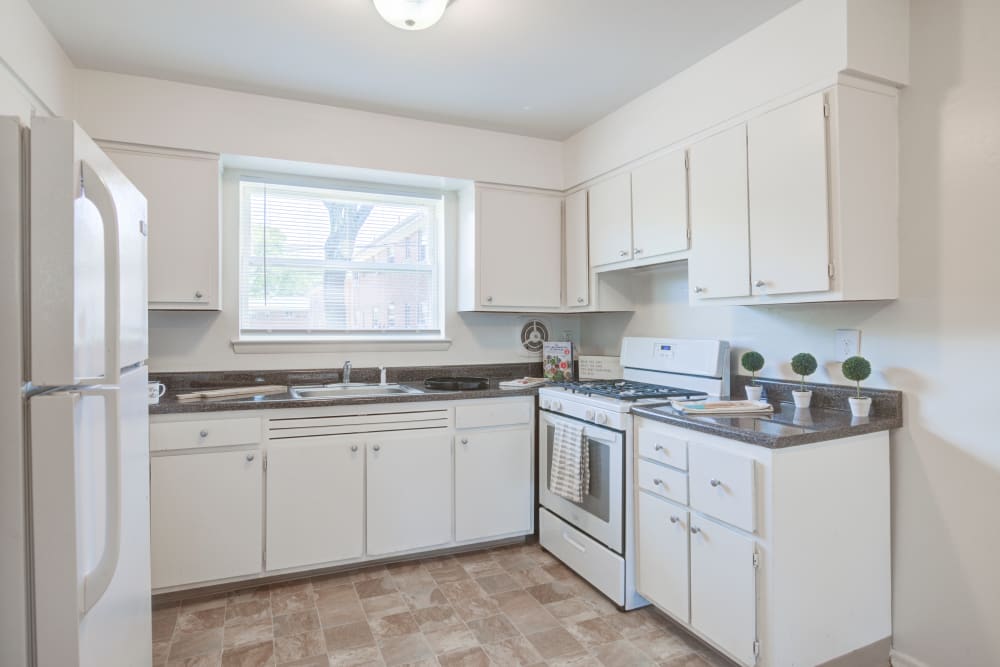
[0,116,152,666]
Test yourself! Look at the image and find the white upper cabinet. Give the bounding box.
[564,189,590,308]
[458,185,562,311]
[588,172,633,268]
[688,124,751,300]
[99,143,221,310]
[631,151,689,260]
[748,92,830,296]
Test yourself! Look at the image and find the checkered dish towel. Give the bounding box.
[549,421,590,503]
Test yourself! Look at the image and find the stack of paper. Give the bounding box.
[670,399,774,415]
[499,377,548,389]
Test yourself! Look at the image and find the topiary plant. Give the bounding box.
[790,352,818,391]
[741,351,765,386]
[841,355,872,398]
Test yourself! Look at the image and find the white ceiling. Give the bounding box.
[29,0,802,140]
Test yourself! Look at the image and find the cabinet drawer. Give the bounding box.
[688,443,756,532]
[455,401,531,429]
[151,417,262,452]
[637,459,688,505]
[637,425,688,470]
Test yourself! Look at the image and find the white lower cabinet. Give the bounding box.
[366,433,453,556]
[150,450,262,589]
[689,516,757,666]
[455,426,532,542]
[265,437,364,571]
[636,492,689,622]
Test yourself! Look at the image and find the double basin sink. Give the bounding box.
[289,382,424,400]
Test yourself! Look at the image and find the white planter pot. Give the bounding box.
[792,390,812,408]
[849,396,871,417]
[745,385,763,401]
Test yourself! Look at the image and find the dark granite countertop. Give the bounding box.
[631,376,903,449]
[149,363,543,415]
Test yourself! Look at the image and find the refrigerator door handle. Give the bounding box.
[81,162,121,384]
[76,385,121,616]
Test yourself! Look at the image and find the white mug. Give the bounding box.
[147,382,166,404]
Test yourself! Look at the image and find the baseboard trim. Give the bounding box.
[890,649,932,667]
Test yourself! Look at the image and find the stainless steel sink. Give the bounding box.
[289,383,423,400]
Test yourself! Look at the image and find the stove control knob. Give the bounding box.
[585,409,596,420]
[541,399,551,410]
[551,401,562,411]
[596,413,608,425]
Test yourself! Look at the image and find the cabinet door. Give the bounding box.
[588,172,632,268]
[688,125,750,299]
[150,450,261,588]
[265,437,364,571]
[631,151,689,259]
[455,427,532,542]
[478,188,562,309]
[101,145,220,310]
[367,432,452,556]
[637,492,690,622]
[564,190,590,307]
[748,92,831,296]
[690,517,757,666]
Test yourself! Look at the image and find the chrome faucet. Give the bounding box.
[342,360,352,384]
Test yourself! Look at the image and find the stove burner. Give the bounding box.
[552,379,707,401]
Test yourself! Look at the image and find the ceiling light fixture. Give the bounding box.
[373,0,449,31]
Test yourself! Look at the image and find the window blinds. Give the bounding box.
[239,180,441,336]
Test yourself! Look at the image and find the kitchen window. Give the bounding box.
[237,177,444,344]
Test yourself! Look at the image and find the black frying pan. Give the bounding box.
[423,377,490,391]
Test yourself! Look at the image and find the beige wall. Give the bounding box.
[581,2,1000,664]
[0,0,74,120]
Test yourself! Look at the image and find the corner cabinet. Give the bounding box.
[687,82,898,305]
[634,417,891,666]
[149,396,535,592]
[99,142,221,310]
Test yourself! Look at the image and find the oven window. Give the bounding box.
[545,424,612,523]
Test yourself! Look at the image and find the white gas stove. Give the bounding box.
[537,338,730,610]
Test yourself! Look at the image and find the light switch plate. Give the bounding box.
[835,329,860,361]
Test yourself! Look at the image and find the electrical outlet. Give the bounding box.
[835,329,860,361]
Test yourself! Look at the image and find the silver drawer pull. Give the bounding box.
[690,526,701,534]
[199,430,208,438]
[245,453,255,462]
[710,478,722,488]
[669,515,680,524]
[653,478,664,486]
[654,444,665,452]
[350,445,358,452]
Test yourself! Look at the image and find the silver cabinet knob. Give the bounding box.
[350,445,358,452]
[693,286,705,294]
[485,296,493,303]
[754,280,765,288]
[690,526,701,534]
[619,249,628,257]
[372,444,381,452]
[634,248,643,255]
[195,291,204,299]
[710,478,722,487]
[245,453,255,462]
[654,444,664,452]
[653,478,663,486]
[460,438,468,445]
[669,515,680,524]
[199,430,208,438]
[577,297,584,303]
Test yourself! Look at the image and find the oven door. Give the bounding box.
[538,410,624,554]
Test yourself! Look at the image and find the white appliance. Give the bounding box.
[0,116,152,666]
[538,337,729,610]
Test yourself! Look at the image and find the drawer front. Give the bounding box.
[637,459,688,505]
[539,509,624,606]
[151,417,262,452]
[455,400,531,429]
[688,443,756,532]
[636,424,688,470]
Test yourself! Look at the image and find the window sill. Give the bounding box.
[231,336,453,354]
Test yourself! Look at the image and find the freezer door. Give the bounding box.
[30,366,151,667]
[30,118,148,386]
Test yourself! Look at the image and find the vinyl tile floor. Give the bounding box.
[152,542,738,667]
